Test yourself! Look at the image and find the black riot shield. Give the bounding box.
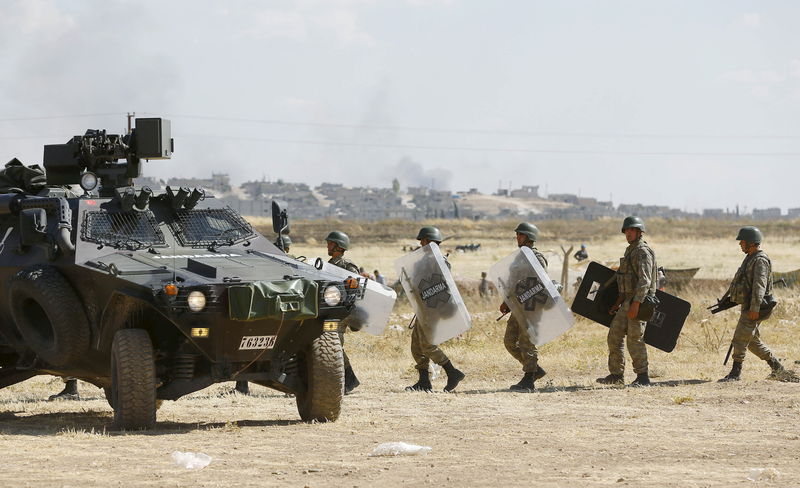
[571,261,691,352]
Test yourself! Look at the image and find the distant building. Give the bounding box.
[752,208,782,220]
[703,208,725,219]
[510,185,540,199]
[788,208,800,218]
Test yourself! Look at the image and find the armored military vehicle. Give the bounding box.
[0,118,374,429]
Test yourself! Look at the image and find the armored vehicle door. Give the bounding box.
[394,243,471,345]
[488,247,574,346]
[317,260,397,336]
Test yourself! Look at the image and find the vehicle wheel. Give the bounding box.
[296,331,344,422]
[9,265,90,366]
[105,386,163,411]
[111,329,156,430]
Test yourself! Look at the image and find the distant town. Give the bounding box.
[134,174,798,221]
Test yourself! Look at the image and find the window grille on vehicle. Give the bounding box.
[82,210,166,249]
[168,207,255,248]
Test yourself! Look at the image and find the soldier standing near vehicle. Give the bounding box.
[719,227,795,382]
[596,216,657,387]
[500,223,548,392]
[49,377,79,400]
[326,231,361,394]
[406,226,466,393]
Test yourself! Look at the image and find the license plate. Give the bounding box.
[238,335,277,350]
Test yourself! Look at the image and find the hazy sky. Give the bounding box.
[0,0,798,213]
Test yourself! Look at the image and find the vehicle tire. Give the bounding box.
[105,386,163,411]
[111,329,157,430]
[295,331,344,422]
[9,265,90,367]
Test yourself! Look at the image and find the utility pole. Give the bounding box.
[126,112,136,134]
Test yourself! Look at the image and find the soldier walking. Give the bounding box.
[499,223,548,392]
[325,231,361,394]
[719,226,794,382]
[596,216,657,387]
[406,226,466,393]
[49,377,79,400]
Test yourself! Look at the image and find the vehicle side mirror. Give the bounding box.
[19,208,48,247]
[271,200,290,235]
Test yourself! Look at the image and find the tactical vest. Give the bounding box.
[617,240,657,298]
[729,250,772,306]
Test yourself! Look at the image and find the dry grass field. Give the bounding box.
[1,219,799,487]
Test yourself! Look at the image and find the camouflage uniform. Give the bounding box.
[504,246,548,373]
[410,257,452,371]
[728,250,777,363]
[606,238,657,375]
[329,255,360,370]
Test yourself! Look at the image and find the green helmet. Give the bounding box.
[621,216,646,233]
[416,226,443,243]
[514,222,539,241]
[279,235,292,248]
[736,226,763,244]
[325,230,350,250]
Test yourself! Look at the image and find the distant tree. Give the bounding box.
[392,178,400,194]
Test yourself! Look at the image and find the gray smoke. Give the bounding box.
[390,156,453,191]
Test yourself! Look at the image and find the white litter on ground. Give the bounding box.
[429,363,441,380]
[369,442,432,457]
[747,467,780,481]
[171,451,212,470]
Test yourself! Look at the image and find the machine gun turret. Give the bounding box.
[43,118,173,196]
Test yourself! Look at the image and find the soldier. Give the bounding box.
[596,216,657,387]
[406,226,466,393]
[325,231,361,394]
[499,223,548,392]
[574,244,589,262]
[49,377,79,400]
[719,226,794,382]
[479,271,490,298]
[276,235,292,253]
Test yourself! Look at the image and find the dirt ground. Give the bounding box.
[2,347,799,487]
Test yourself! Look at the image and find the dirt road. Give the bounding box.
[1,373,798,487]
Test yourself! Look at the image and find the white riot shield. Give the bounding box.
[488,247,574,346]
[394,243,472,345]
[317,260,397,336]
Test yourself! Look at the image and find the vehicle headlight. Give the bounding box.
[323,285,342,306]
[187,290,207,312]
[80,171,98,192]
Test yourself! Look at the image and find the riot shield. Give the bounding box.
[571,261,691,352]
[394,243,472,345]
[317,260,397,336]
[488,247,574,346]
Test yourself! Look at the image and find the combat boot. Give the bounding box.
[442,360,465,392]
[596,373,624,385]
[49,379,80,401]
[533,366,547,381]
[719,361,742,382]
[234,381,250,395]
[344,365,360,394]
[766,358,799,382]
[630,372,651,387]
[405,369,432,392]
[509,372,535,392]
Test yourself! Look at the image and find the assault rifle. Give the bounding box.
[708,293,737,315]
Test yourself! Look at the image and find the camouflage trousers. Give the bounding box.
[410,320,449,371]
[503,314,538,373]
[337,330,352,370]
[731,311,775,363]
[607,300,648,375]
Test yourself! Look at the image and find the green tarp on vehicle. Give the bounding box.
[229,278,318,321]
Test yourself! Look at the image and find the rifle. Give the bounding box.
[707,293,737,315]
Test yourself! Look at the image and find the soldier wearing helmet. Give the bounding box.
[405,226,466,393]
[719,226,794,382]
[498,222,549,392]
[325,230,361,394]
[596,216,658,387]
